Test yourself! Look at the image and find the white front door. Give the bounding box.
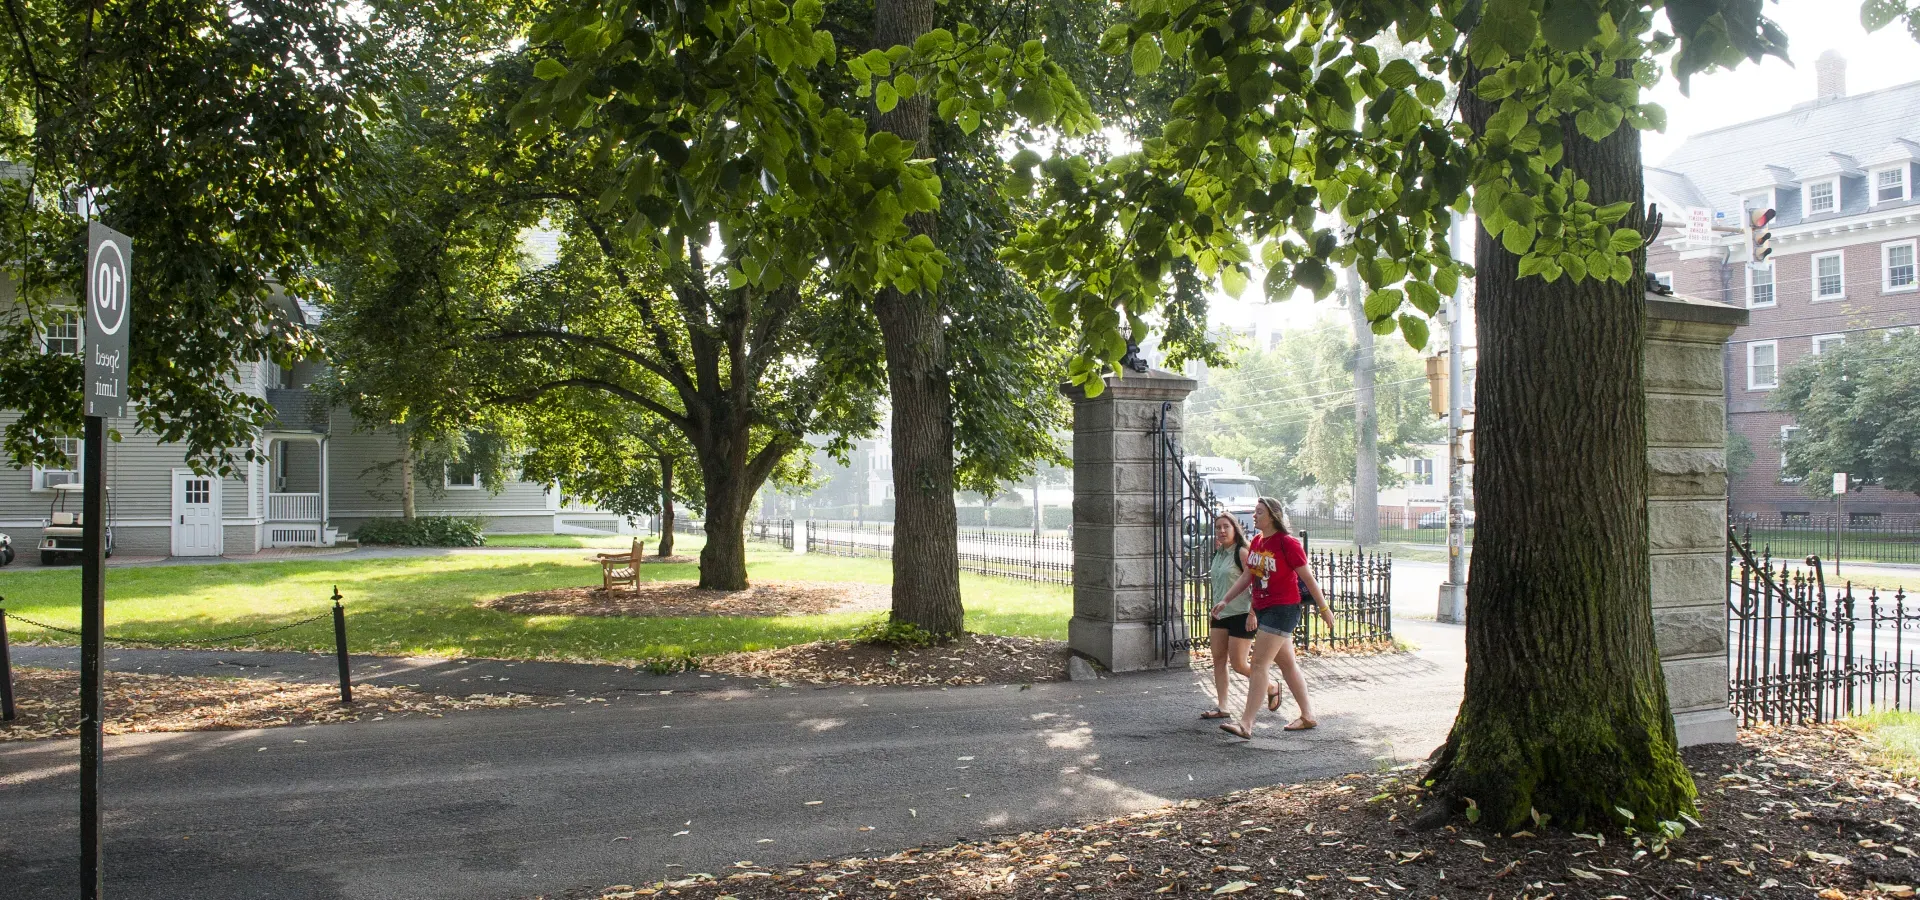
[171,470,222,556]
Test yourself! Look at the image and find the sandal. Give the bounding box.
[1219,722,1252,740]
[1283,717,1318,732]
[1200,708,1232,720]
[1266,685,1282,712]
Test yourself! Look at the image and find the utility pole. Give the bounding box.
[1439,216,1471,624]
[1346,267,1380,548]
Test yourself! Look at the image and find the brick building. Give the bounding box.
[1645,54,1920,521]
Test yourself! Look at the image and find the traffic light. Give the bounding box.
[1745,206,1776,264]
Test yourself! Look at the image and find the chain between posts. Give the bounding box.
[0,591,354,706]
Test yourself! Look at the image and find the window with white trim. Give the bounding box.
[1748,341,1778,390]
[1651,271,1674,292]
[1812,333,1846,355]
[1876,167,1908,204]
[1748,262,1775,308]
[1412,458,1435,486]
[1813,251,1845,300]
[445,460,479,489]
[1885,240,1917,292]
[39,310,82,356]
[1806,179,1838,216]
[31,436,81,490]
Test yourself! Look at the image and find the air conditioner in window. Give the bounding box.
[44,471,80,487]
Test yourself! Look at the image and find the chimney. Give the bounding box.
[1816,50,1847,101]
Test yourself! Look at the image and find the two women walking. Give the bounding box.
[1206,497,1336,739]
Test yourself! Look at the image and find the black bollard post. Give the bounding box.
[332,586,352,704]
[1,600,15,722]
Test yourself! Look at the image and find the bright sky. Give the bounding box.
[1643,1,1920,163]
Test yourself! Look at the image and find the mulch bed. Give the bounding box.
[703,634,1075,687]
[557,724,1920,899]
[481,580,892,619]
[0,667,566,742]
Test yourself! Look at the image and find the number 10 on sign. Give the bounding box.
[85,223,132,418]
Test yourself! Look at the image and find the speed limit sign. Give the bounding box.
[85,222,132,418]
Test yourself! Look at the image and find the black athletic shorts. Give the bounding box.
[1210,613,1256,639]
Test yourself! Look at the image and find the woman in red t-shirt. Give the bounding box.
[1214,497,1335,737]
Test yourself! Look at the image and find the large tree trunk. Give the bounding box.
[695,432,753,591]
[400,437,417,520]
[657,454,676,558]
[1347,271,1380,547]
[870,0,964,637]
[1423,68,1694,831]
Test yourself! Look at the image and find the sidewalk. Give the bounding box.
[1,621,1467,900]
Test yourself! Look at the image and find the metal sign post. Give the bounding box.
[81,222,131,900]
[1833,472,1848,578]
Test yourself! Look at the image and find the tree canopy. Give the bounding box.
[0,0,365,472]
[1189,320,1440,505]
[1774,330,1920,498]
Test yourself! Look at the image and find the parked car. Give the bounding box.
[0,531,13,566]
[1418,509,1475,529]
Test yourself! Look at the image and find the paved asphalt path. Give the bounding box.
[1,620,1464,900]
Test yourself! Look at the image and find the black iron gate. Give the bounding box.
[1152,402,1395,665]
[1152,402,1218,665]
[1729,525,1919,726]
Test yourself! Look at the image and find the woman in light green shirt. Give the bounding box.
[1202,512,1278,718]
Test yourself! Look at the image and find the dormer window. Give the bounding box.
[1805,180,1838,216]
[1875,167,1908,204]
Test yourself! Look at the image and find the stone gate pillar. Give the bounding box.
[1645,291,1746,747]
[1063,369,1198,672]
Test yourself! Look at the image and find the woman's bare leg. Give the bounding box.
[1273,639,1315,725]
[1236,631,1287,732]
[1209,628,1231,711]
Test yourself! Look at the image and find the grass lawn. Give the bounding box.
[1,538,1071,664]
[1852,710,1920,779]
[481,533,653,549]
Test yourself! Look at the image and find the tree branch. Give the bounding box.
[486,378,692,432]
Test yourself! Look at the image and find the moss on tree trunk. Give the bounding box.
[1424,65,1696,832]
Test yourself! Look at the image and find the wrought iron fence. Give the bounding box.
[1295,548,1396,650]
[799,519,1071,586]
[1732,512,1920,566]
[1728,527,1919,726]
[748,518,794,550]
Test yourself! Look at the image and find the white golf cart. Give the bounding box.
[39,482,113,565]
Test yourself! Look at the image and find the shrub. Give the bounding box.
[1043,507,1073,530]
[353,516,488,547]
[986,507,1034,528]
[956,506,987,527]
[851,617,939,649]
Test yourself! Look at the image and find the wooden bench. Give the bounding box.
[592,538,646,592]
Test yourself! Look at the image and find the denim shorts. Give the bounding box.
[1255,603,1303,636]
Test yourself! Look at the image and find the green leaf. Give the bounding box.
[1608,227,1642,253]
[1132,37,1163,76]
[957,108,981,135]
[1540,0,1603,51]
[533,58,569,81]
[1363,288,1403,321]
[1501,222,1536,256]
[875,82,900,113]
[1221,265,1249,298]
[1594,201,1633,224]
[1472,0,1539,64]
[1398,314,1430,350]
[1406,280,1441,315]
[1380,59,1420,90]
